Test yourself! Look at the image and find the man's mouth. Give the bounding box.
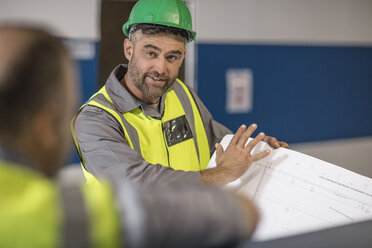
[148,75,166,82]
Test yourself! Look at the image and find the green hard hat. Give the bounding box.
[122,0,196,42]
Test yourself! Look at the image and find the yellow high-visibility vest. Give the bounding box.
[72,79,210,183]
[0,161,121,248]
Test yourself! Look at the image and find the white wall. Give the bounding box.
[193,0,372,45]
[2,0,371,44]
[0,0,100,40]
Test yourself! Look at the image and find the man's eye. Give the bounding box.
[167,55,178,62]
[147,51,156,57]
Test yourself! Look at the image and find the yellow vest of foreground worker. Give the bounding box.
[72,79,210,183]
[0,161,121,248]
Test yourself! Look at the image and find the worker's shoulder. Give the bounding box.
[75,104,120,128]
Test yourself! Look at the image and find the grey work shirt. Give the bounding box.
[74,64,231,187]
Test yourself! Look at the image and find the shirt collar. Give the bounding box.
[105,64,142,113]
[105,64,168,119]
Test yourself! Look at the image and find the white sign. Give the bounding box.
[226,69,253,113]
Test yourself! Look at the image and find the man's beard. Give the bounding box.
[128,56,177,100]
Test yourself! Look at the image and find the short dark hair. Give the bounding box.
[129,23,190,42]
[0,26,68,134]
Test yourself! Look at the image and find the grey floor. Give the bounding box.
[291,136,372,178]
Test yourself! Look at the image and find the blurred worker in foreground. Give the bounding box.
[0,25,260,247]
[73,0,288,188]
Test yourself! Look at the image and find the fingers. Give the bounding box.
[230,123,257,147]
[230,124,247,146]
[237,123,257,148]
[245,132,265,152]
[271,137,280,149]
[215,143,223,157]
[262,136,277,148]
[263,136,289,149]
[214,143,223,166]
[230,125,288,155]
[279,141,290,149]
[251,149,270,161]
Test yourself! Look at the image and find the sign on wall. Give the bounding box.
[226,69,254,114]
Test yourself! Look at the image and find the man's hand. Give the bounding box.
[201,124,270,186]
[262,135,289,149]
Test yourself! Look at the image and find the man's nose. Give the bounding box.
[153,57,167,75]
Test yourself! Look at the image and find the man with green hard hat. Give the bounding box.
[0,24,263,247]
[73,0,288,187]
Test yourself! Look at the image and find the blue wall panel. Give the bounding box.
[197,44,372,143]
[76,46,100,103]
[68,41,99,164]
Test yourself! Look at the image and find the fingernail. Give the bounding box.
[251,123,257,127]
[260,132,265,136]
[241,124,246,128]
[215,143,219,149]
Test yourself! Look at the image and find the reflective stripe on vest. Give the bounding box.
[72,79,210,175]
[57,169,89,248]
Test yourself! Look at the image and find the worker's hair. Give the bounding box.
[0,25,68,134]
[129,23,189,43]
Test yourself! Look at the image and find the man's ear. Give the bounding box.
[32,105,58,150]
[28,104,62,176]
[124,38,133,61]
[182,47,187,60]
